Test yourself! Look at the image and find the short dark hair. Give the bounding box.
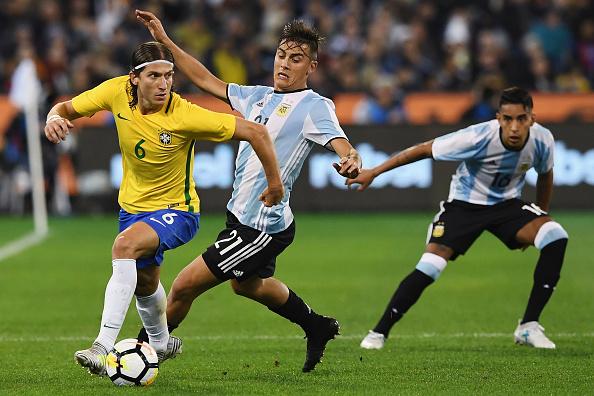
[499,87,533,111]
[278,20,322,60]
[127,41,174,109]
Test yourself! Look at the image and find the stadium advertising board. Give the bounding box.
[76,124,594,212]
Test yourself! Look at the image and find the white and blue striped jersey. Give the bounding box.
[226,83,347,233]
[432,120,555,205]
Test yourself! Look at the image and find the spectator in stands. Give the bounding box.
[528,55,556,92]
[529,10,572,74]
[577,19,594,85]
[353,75,406,125]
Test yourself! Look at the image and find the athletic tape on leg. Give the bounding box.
[415,253,447,280]
[534,222,568,250]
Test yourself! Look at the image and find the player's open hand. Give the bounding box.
[259,184,284,207]
[44,116,74,144]
[345,168,375,191]
[332,152,362,179]
[135,10,170,43]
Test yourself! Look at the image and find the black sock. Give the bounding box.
[137,327,148,342]
[269,289,318,333]
[521,238,567,324]
[137,323,179,342]
[374,269,434,336]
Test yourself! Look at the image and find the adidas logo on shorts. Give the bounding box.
[232,270,244,277]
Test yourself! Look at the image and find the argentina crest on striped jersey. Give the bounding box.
[226,83,347,233]
[432,120,555,205]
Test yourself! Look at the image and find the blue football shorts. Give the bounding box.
[118,208,201,268]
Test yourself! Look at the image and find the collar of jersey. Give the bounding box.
[498,127,530,152]
[273,87,311,94]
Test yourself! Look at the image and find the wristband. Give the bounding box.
[46,114,64,124]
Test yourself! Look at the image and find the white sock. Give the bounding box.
[136,282,169,353]
[94,259,137,351]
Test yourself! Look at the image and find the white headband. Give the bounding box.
[133,60,174,70]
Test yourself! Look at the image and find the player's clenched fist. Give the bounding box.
[259,184,284,207]
[332,149,362,179]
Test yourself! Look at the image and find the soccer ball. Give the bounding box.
[106,339,159,386]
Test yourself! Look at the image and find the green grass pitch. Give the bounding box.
[0,212,592,395]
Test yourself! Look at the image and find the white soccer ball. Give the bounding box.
[106,338,159,386]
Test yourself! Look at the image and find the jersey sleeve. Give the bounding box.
[227,83,261,117]
[432,124,487,161]
[303,98,347,146]
[533,129,555,174]
[175,96,235,142]
[71,76,122,116]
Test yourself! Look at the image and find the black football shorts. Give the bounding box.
[427,199,548,259]
[203,211,295,282]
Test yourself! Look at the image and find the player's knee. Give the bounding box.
[534,221,568,250]
[112,235,140,258]
[112,233,150,258]
[415,253,448,281]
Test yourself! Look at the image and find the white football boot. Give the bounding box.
[157,335,183,363]
[74,342,108,375]
[360,330,386,350]
[514,320,556,349]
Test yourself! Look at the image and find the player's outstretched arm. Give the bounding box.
[329,138,362,179]
[135,9,228,102]
[44,101,80,144]
[536,170,553,212]
[231,117,284,206]
[346,139,434,191]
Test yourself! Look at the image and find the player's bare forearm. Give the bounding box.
[371,140,434,177]
[135,9,228,102]
[232,118,283,206]
[536,170,553,212]
[251,130,283,189]
[346,140,433,191]
[330,138,362,179]
[47,101,79,121]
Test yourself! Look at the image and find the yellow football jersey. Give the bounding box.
[71,76,236,213]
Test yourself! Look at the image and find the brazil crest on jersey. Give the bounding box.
[432,120,555,205]
[71,76,236,213]
[226,83,347,233]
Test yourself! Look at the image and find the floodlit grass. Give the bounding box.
[0,212,592,395]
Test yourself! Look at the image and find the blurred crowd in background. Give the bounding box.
[2,0,594,101]
[1,0,594,214]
